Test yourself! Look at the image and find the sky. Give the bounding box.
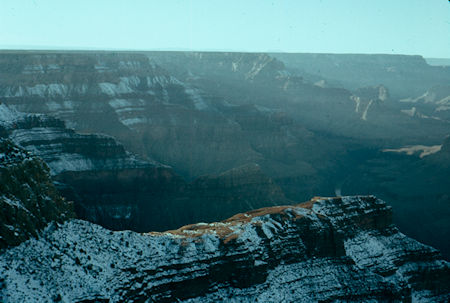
[1,0,449,58]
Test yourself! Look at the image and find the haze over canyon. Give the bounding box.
[1,50,449,302]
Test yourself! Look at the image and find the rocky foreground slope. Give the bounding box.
[1,196,449,302]
[0,139,74,249]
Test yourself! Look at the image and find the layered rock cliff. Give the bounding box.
[1,196,448,302]
[0,103,156,175]
[0,52,307,179]
[0,103,290,232]
[1,50,449,259]
[0,103,182,231]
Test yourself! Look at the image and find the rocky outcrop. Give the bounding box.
[400,85,450,121]
[1,196,448,302]
[350,85,389,120]
[0,140,74,249]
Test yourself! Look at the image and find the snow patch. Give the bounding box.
[185,88,208,110]
[382,145,442,158]
[1,195,29,212]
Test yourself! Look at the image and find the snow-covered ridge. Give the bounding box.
[1,196,448,302]
[1,75,184,99]
[1,83,89,98]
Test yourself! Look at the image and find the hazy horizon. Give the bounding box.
[1,0,449,58]
[1,45,450,59]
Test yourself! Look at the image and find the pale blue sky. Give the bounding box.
[1,0,449,57]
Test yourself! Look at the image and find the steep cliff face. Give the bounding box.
[1,104,290,232]
[0,103,183,231]
[184,163,290,225]
[1,196,448,302]
[56,163,290,232]
[0,52,185,136]
[0,103,156,175]
[0,140,74,249]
